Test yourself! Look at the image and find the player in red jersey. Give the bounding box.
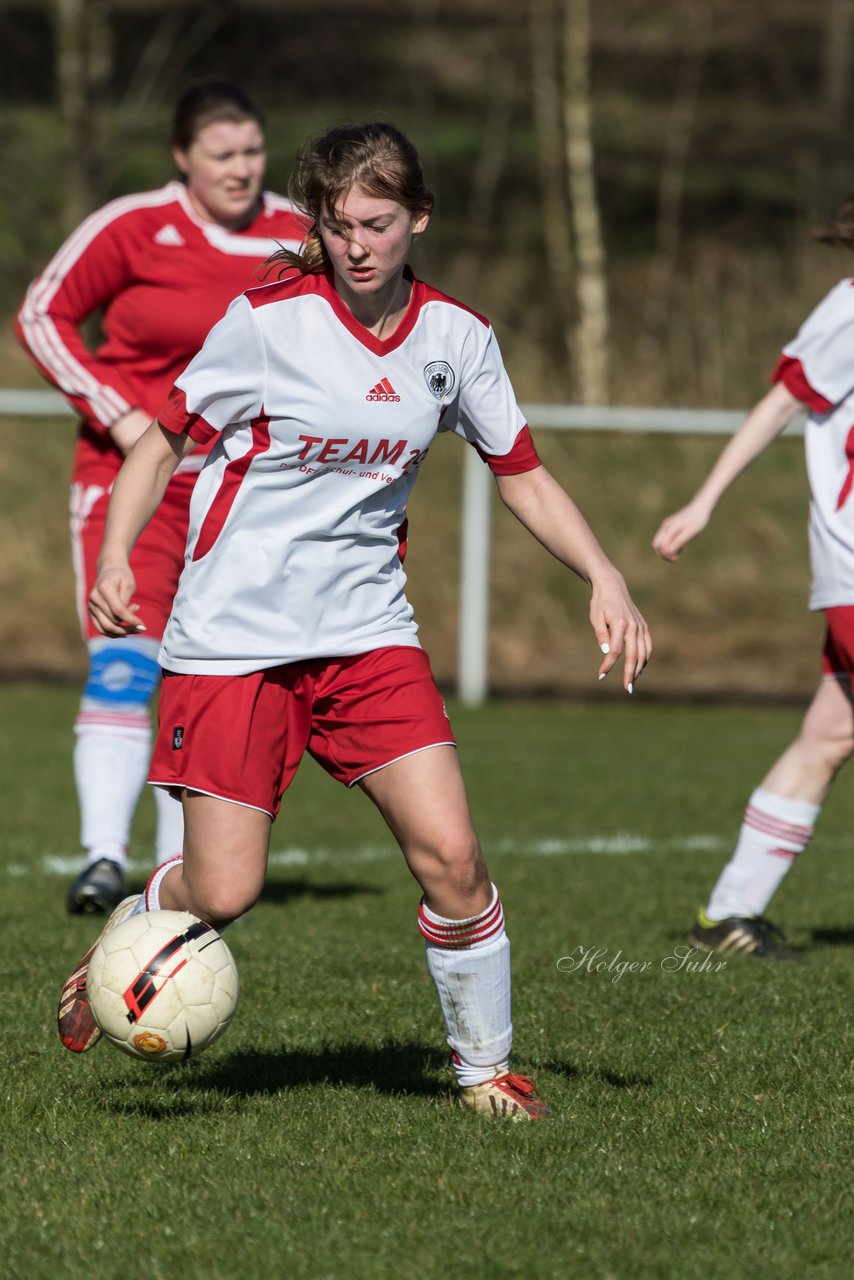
[64,122,651,1119]
[16,83,306,915]
[653,205,854,959]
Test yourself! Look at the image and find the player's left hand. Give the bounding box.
[589,572,652,694]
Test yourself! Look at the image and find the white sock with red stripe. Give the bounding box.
[74,715,151,869]
[129,855,184,916]
[705,788,819,921]
[419,884,512,1088]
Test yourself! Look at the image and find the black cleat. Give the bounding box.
[67,858,127,916]
[690,909,797,960]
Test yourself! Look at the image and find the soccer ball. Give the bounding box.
[87,910,239,1062]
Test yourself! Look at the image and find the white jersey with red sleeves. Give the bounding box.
[774,277,854,609]
[15,181,307,487]
[156,270,540,674]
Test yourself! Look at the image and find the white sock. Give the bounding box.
[419,884,512,1087]
[74,714,151,869]
[153,785,184,866]
[129,855,184,916]
[706,787,819,921]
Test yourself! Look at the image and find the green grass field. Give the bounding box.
[1,684,851,1280]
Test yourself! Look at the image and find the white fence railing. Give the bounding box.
[2,390,805,705]
[0,389,74,415]
[457,403,805,704]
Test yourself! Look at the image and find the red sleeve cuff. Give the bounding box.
[475,424,541,475]
[772,355,833,413]
[157,384,218,444]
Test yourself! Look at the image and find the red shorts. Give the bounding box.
[71,471,195,641]
[149,646,455,817]
[822,606,854,686]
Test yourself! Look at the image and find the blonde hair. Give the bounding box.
[265,121,434,277]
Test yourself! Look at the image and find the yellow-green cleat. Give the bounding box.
[690,908,796,959]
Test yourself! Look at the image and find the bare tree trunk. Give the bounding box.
[54,0,111,232]
[823,0,854,125]
[563,0,608,404]
[641,0,711,364]
[529,0,574,375]
[409,0,440,280]
[121,1,232,114]
[55,0,91,231]
[451,47,517,298]
[122,9,185,112]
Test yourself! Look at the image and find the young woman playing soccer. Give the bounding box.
[17,83,306,915]
[653,205,854,959]
[61,121,651,1119]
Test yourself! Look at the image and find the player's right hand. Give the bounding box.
[651,501,710,562]
[88,563,146,636]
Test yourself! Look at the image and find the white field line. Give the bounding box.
[6,832,729,878]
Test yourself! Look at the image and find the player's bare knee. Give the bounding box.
[804,725,854,772]
[827,731,854,772]
[424,833,488,897]
[183,881,259,929]
[450,829,483,866]
[796,725,854,774]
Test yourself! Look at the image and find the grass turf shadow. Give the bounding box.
[257,878,384,907]
[100,1039,450,1117]
[545,1059,654,1090]
[808,924,854,947]
[115,876,384,908]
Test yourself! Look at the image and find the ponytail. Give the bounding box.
[811,196,854,247]
[263,227,326,279]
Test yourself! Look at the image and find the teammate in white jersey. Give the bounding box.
[16,83,306,915]
[653,234,854,959]
[63,122,651,1119]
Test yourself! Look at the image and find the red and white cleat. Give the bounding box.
[57,895,140,1053]
[458,1070,553,1120]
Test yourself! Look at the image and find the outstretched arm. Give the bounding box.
[87,421,196,636]
[495,465,652,691]
[651,382,803,561]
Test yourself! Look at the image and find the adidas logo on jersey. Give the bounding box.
[366,378,400,402]
[154,223,186,247]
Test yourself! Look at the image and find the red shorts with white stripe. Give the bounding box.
[822,606,854,686]
[149,646,455,817]
[72,470,195,640]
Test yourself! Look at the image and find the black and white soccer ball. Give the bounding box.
[87,910,239,1062]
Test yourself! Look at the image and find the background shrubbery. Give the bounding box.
[2,0,853,694]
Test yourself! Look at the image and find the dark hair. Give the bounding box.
[171,82,265,152]
[811,196,854,247]
[266,121,434,277]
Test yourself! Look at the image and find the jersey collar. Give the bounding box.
[173,180,272,237]
[322,267,424,356]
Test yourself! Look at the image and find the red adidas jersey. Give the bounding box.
[15,181,307,486]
